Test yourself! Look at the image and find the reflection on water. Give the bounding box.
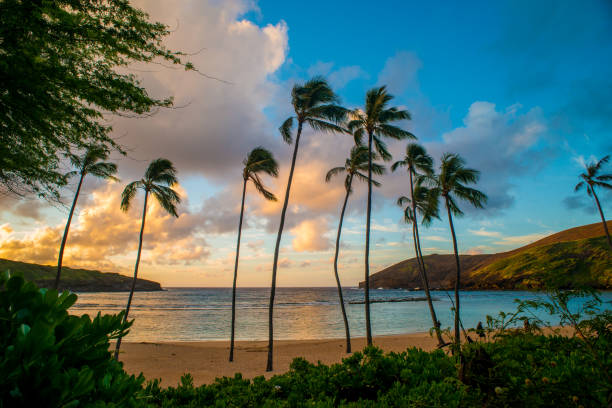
[71,288,612,342]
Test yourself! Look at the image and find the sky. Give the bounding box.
[1,0,611,287]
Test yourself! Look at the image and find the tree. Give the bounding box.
[0,0,194,199]
[574,155,612,250]
[54,146,118,289]
[392,143,444,346]
[268,77,347,371]
[430,153,487,350]
[229,147,279,362]
[114,158,180,360]
[347,86,414,345]
[326,145,385,353]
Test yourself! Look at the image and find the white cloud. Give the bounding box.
[468,228,502,238]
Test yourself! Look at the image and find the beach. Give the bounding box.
[118,333,441,386]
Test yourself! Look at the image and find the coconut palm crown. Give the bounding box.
[230,147,278,362]
[347,85,415,346]
[54,146,118,289]
[114,158,180,360]
[430,152,487,351]
[574,154,612,250]
[267,77,348,371]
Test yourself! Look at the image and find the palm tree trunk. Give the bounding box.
[54,172,85,290]
[591,187,612,250]
[267,121,303,372]
[409,171,443,346]
[364,131,373,346]
[114,190,148,361]
[334,174,353,354]
[445,196,461,350]
[229,178,247,362]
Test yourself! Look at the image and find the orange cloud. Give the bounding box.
[290,218,332,252]
[0,182,209,270]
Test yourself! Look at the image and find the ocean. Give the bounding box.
[72,287,612,342]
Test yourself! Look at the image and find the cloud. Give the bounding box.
[377,51,422,95]
[278,257,292,268]
[426,101,549,215]
[468,228,502,238]
[290,218,332,252]
[0,182,210,270]
[423,235,449,242]
[111,0,289,182]
[493,232,550,247]
[307,61,368,89]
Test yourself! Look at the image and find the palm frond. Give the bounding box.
[391,160,405,172]
[251,176,277,201]
[151,185,181,217]
[376,123,415,140]
[373,136,392,161]
[88,162,119,181]
[308,104,348,124]
[120,181,142,212]
[279,117,294,144]
[145,158,178,186]
[574,181,585,192]
[306,118,346,134]
[246,147,279,177]
[325,166,345,183]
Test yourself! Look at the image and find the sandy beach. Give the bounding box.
[117,333,442,386]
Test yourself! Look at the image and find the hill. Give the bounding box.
[359,221,612,290]
[0,258,162,292]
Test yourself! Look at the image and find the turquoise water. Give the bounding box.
[71,288,612,342]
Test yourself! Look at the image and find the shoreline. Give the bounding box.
[117,332,441,386]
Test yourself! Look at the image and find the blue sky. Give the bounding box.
[1,0,610,286]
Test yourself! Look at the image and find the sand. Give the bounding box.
[117,333,442,386]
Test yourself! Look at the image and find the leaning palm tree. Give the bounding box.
[54,146,118,290]
[326,145,385,353]
[430,153,487,350]
[113,158,180,360]
[267,76,347,371]
[575,155,612,250]
[347,86,414,345]
[229,147,279,362]
[393,144,444,346]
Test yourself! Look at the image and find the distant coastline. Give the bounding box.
[0,258,162,292]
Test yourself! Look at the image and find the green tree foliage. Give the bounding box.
[230,147,278,362]
[0,0,193,199]
[0,271,145,407]
[55,146,118,289]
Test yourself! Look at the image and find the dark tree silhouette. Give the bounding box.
[230,147,278,362]
[55,146,117,289]
[347,86,414,345]
[392,143,444,346]
[268,77,347,371]
[574,155,612,250]
[326,145,384,353]
[430,153,487,350]
[114,158,180,360]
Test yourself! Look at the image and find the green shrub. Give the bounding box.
[0,271,145,407]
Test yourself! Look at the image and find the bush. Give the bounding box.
[0,271,145,407]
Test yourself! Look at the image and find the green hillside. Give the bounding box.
[467,236,612,289]
[0,258,162,292]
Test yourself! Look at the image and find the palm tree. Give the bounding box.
[392,144,444,346]
[54,146,118,290]
[267,77,347,371]
[575,155,612,250]
[431,153,487,350]
[347,86,414,345]
[326,145,385,353]
[229,147,279,362]
[113,158,180,360]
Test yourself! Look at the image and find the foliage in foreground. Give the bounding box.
[0,272,145,407]
[1,274,610,407]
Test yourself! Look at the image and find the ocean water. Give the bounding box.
[71,287,612,342]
